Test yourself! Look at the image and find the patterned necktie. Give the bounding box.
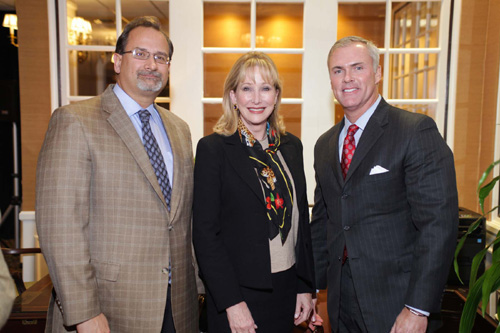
[139,110,172,210]
[341,124,359,179]
[341,124,359,265]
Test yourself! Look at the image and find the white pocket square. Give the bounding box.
[369,165,389,175]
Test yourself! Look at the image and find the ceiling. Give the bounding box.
[0,1,170,18]
[0,0,15,11]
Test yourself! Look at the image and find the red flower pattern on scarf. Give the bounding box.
[275,194,284,209]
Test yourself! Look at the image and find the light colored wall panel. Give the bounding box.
[17,0,52,210]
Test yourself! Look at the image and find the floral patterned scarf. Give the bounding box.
[238,118,293,245]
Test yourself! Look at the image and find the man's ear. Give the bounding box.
[375,65,382,85]
[113,53,122,74]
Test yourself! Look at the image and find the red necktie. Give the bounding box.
[341,124,359,264]
[341,124,359,179]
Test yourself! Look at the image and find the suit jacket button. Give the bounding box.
[344,226,350,231]
[338,257,342,261]
[168,225,173,231]
[341,193,348,199]
[162,268,169,274]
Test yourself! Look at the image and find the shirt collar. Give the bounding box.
[113,83,156,116]
[344,95,382,130]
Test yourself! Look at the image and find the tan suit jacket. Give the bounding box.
[36,85,198,332]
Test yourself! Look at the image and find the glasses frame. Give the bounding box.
[121,48,171,65]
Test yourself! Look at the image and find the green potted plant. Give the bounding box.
[454,159,500,333]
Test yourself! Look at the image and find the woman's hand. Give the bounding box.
[294,293,313,325]
[226,301,258,333]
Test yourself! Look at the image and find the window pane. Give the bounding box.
[280,104,301,138]
[121,0,169,33]
[269,54,302,99]
[388,53,437,99]
[203,104,223,136]
[204,53,302,98]
[69,51,115,96]
[67,0,115,46]
[392,2,440,48]
[204,53,241,98]
[204,2,250,47]
[338,3,386,47]
[255,3,303,48]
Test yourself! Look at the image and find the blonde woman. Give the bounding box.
[193,52,315,332]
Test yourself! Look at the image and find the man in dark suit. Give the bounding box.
[311,36,458,332]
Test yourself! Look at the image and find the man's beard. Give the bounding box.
[136,70,163,92]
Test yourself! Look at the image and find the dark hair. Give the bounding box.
[115,16,174,59]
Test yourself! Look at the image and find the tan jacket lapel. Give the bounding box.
[101,86,170,212]
[157,106,186,222]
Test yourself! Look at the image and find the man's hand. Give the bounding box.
[390,307,427,333]
[76,313,110,333]
[294,293,313,325]
[226,301,258,333]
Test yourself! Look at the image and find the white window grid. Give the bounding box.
[202,0,305,107]
[57,0,171,106]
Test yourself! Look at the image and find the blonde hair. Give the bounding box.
[214,52,286,136]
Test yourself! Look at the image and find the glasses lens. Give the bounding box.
[132,49,149,60]
[154,54,169,64]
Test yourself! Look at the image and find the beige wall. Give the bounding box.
[454,0,500,214]
[17,0,52,211]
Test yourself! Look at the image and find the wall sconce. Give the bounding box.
[68,16,92,63]
[3,14,18,47]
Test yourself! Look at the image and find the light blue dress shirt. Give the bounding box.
[113,84,174,186]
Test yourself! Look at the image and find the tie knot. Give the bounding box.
[347,124,359,137]
[138,109,151,124]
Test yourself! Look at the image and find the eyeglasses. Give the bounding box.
[121,48,170,65]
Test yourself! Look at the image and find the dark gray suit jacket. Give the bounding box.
[311,98,458,332]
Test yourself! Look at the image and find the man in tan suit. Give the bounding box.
[36,16,198,332]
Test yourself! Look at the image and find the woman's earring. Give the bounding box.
[233,104,239,112]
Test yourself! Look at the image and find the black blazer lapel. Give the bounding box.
[223,133,266,206]
[344,99,389,184]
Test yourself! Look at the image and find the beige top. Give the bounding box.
[258,138,299,273]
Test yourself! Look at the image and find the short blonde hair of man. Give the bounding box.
[214,52,286,136]
[327,36,380,72]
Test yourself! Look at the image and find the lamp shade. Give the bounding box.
[2,14,18,30]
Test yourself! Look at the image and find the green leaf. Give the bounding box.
[469,246,490,289]
[477,160,500,214]
[460,274,486,333]
[469,234,500,289]
[477,160,500,190]
[479,177,500,214]
[481,261,500,315]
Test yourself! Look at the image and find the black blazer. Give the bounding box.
[311,98,459,332]
[193,131,315,312]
